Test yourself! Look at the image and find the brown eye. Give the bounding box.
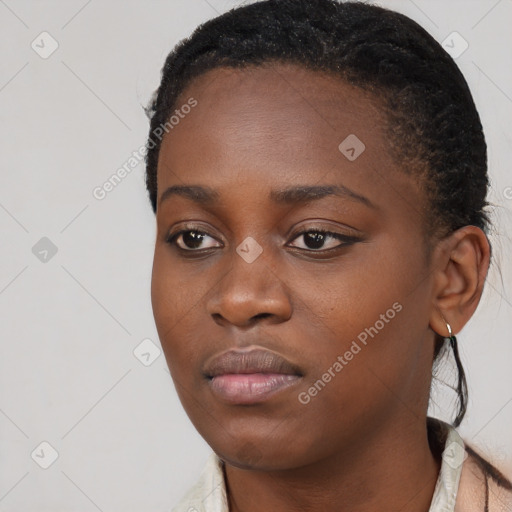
[288,229,359,251]
[167,229,221,251]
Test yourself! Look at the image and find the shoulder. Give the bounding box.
[427,417,512,512]
[455,446,512,512]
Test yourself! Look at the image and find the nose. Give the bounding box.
[206,248,292,328]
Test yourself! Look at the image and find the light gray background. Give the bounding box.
[1,0,511,510]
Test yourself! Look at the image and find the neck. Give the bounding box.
[224,416,442,512]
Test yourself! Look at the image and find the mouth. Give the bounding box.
[203,348,303,405]
[207,373,302,404]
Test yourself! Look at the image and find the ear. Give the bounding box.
[429,226,491,337]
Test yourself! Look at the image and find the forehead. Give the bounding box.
[163,63,389,161]
[156,63,420,214]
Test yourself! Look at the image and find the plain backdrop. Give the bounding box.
[1,0,511,510]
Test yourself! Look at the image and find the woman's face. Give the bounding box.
[151,63,438,470]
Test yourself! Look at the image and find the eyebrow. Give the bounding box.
[158,184,376,210]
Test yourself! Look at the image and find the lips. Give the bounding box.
[202,347,304,404]
[203,348,303,379]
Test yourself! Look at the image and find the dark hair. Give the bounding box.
[144,0,509,499]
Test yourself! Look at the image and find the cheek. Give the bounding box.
[150,250,208,369]
[294,243,430,399]
[291,301,426,456]
[287,245,406,337]
[151,253,178,339]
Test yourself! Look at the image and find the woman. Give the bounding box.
[144,1,512,510]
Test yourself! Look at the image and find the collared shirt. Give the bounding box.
[171,418,512,512]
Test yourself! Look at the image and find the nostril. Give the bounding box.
[211,313,224,324]
[252,313,272,321]
[210,312,277,328]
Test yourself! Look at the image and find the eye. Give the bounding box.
[166,228,222,251]
[288,229,359,251]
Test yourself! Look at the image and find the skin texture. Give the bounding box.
[151,63,490,512]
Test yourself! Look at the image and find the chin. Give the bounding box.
[215,441,313,472]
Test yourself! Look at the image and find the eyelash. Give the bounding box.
[165,225,361,254]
